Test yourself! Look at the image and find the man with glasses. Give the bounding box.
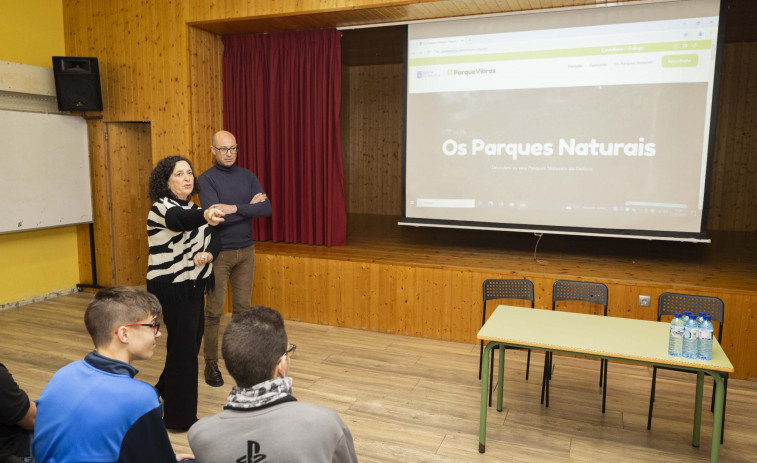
[188,306,357,463]
[32,287,194,462]
[198,130,272,388]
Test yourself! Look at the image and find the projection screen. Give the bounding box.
[401,0,725,242]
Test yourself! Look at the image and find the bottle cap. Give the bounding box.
[674,312,682,317]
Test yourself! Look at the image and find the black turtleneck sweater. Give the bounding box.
[198,163,272,250]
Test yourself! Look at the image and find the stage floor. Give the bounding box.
[256,214,757,294]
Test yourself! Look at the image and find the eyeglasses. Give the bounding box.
[116,321,161,335]
[213,145,239,154]
[282,343,296,358]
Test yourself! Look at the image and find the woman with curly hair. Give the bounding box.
[146,155,225,431]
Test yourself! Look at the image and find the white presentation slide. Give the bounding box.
[403,0,722,240]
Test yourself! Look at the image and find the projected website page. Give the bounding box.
[404,0,720,237]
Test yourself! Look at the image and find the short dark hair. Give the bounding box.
[148,155,200,202]
[221,306,288,388]
[84,287,162,347]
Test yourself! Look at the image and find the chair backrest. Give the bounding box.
[552,280,608,315]
[657,292,724,340]
[483,279,534,308]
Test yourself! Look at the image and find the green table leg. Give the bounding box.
[693,371,704,447]
[709,372,725,463]
[479,342,496,453]
[497,344,505,412]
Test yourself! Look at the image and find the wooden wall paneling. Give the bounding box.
[709,42,735,231]
[439,268,455,341]
[377,263,394,334]
[351,262,370,330]
[251,253,757,379]
[344,63,403,215]
[137,1,152,121]
[312,257,329,325]
[395,265,417,337]
[421,268,437,338]
[461,271,478,343]
[730,43,757,231]
[416,268,432,338]
[340,64,352,210]
[86,120,115,286]
[388,265,406,336]
[709,42,757,232]
[303,257,320,324]
[448,271,463,342]
[188,26,224,175]
[430,268,448,340]
[366,264,381,331]
[125,0,139,121]
[712,291,757,380]
[90,0,109,115]
[335,259,355,328]
[168,2,190,160]
[252,253,278,310]
[106,122,152,286]
[342,27,404,66]
[187,25,230,311]
[324,259,342,327]
[103,1,121,120]
[61,1,84,58]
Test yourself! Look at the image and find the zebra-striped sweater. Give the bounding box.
[146,196,220,302]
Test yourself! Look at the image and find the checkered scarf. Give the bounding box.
[225,376,293,410]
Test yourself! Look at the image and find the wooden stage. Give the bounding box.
[252,214,757,380]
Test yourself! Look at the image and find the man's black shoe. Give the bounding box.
[204,361,224,387]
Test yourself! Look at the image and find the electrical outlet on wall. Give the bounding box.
[639,295,651,306]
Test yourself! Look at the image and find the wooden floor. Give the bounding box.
[2,293,757,461]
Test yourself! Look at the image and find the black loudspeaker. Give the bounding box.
[52,56,103,111]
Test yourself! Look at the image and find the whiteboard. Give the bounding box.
[0,109,92,233]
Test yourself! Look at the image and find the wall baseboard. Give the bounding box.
[0,287,78,311]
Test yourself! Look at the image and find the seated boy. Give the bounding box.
[0,362,35,463]
[32,287,193,462]
[188,306,357,462]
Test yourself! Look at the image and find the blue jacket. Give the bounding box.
[33,352,176,462]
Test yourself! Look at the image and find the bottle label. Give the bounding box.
[684,328,699,339]
[670,328,683,338]
[700,331,713,341]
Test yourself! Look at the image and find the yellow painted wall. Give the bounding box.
[0,0,64,68]
[0,0,79,305]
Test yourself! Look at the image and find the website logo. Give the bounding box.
[449,68,496,76]
[416,70,441,79]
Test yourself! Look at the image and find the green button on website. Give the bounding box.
[662,54,698,67]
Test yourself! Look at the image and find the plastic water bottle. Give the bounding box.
[682,311,692,323]
[668,313,684,357]
[682,315,699,358]
[698,315,714,360]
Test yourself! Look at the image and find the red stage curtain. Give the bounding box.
[222,29,347,246]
